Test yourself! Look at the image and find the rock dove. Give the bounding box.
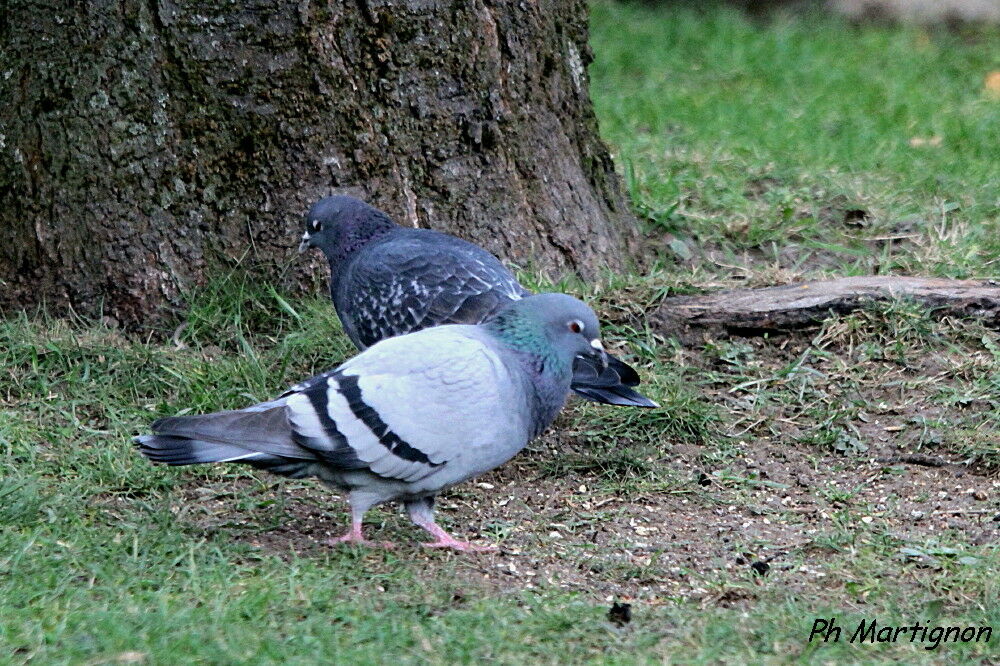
[298,195,657,408]
[137,293,608,552]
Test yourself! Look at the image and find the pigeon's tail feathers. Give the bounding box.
[136,434,317,478]
[148,404,307,460]
[607,355,640,387]
[138,401,321,473]
[136,435,271,466]
[571,353,658,408]
[571,385,659,408]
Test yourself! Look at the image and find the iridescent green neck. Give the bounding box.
[485,307,569,373]
[485,303,575,435]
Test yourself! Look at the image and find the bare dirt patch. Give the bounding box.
[151,433,998,609]
[116,318,999,611]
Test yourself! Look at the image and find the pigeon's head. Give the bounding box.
[488,293,607,372]
[298,195,398,263]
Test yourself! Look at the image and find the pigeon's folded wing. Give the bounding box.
[286,327,513,483]
[143,328,516,484]
[341,235,524,348]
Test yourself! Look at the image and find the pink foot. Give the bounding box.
[421,534,498,553]
[323,524,394,549]
[407,502,498,552]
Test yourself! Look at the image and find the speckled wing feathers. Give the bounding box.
[339,236,524,349]
[329,228,656,409]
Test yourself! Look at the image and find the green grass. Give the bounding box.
[591,1,1000,278]
[3,274,999,664]
[4,3,1000,664]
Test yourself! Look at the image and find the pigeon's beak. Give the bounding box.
[298,231,312,254]
[588,338,609,372]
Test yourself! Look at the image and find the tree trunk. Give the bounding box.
[0,0,641,328]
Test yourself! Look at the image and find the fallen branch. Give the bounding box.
[654,276,1000,335]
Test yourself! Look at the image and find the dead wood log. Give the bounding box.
[654,276,1000,336]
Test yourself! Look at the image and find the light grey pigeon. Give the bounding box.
[298,195,657,409]
[137,293,607,552]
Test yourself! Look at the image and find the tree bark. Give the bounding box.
[0,0,641,327]
[655,276,1000,336]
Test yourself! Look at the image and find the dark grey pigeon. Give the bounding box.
[298,195,657,408]
[138,294,608,551]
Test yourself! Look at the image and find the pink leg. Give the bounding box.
[323,500,394,549]
[406,498,498,553]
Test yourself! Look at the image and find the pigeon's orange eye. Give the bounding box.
[568,320,584,334]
